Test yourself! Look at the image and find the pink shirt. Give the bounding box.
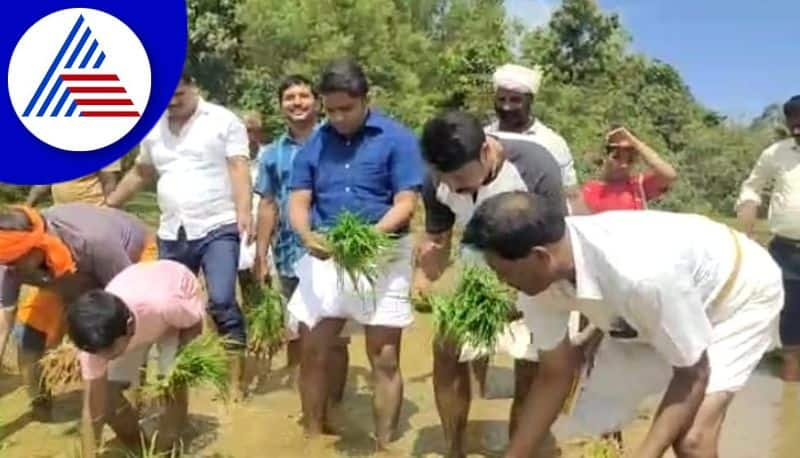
[79,260,204,380]
[581,172,669,213]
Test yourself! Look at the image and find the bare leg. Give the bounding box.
[299,319,346,436]
[106,382,144,450]
[329,336,350,404]
[0,307,14,370]
[155,385,189,451]
[469,356,489,399]
[433,336,470,458]
[780,346,800,382]
[287,339,302,368]
[364,325,403,450]
[18,347,51,419]
[510,359,538,438]
[673,391,734,458]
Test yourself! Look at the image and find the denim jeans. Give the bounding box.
[769,236,800,347]
[158,223,246,347]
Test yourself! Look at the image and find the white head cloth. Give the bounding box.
[492,64,543,95]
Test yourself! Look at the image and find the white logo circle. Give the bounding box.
[7,8,151,152]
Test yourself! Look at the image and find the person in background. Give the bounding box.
[486,63,586,213]
[105,69,252,399]
[26,160,122,207]
[253,74,344,383]
[237,110,267,295]
[581,126,677,213]
[288,57,424,449]
[737,94,800,381]
[68,260,204,457]
[0,204,157,418]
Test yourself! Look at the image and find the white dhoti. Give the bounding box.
[288,236,414,330]
[562,232,784,435]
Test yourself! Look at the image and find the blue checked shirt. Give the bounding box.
[254,130,314,278]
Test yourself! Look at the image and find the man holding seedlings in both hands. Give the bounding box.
[462,191,783,458]
[287,57,424,448]
[67,260,204,457]
[413,110,570,457]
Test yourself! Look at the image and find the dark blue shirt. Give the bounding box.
[290,110,424,231]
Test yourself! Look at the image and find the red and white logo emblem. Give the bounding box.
[8,8,151,151]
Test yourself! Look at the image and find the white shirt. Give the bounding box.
[520,211,738,368]
[138,99,249,240]
[736,138,800,240]
[485,119,577,188]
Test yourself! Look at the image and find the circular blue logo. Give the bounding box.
[1,1,187,184]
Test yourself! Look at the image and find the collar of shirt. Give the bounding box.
[320,109,386,138]
[566,219,603,300]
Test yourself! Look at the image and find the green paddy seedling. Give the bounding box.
[244,284,286,359]
[431,264,515,351]
[325,211,396,300]
[141,333,230,403]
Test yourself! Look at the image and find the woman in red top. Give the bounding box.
[582,126,677,212]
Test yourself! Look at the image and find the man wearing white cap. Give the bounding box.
[486,64,584,212]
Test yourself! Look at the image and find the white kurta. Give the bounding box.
[519,211,784,434]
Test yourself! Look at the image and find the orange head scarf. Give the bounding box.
[0,205,76,278]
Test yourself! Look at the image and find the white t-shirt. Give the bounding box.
[521,210,738,368]
[138,99,249,241]
[486,119,577,188]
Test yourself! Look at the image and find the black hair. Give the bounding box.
[0,207,32,231]
[420,111,487,173]
[278,74,317,102]
[462,191,566,260]
[317,57,369,97]
[784,95,800,118]
[180,65,195,85]
[67,290,131,354]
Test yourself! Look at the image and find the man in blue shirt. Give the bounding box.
[253,75,348,400]
[287,57,424,449]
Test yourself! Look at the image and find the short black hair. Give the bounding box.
[278,74,317,102]
[317,57,369,97]
[784,95,800,118]
[462,191,566,260]
[67,290,131,354]
[0,207,32,231]
[420,111,487,173]
[180,64,195,85]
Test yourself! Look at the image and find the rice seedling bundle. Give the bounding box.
[583,439,621,458]
[141,333,229,403]
[244,284,285,358]
[431,263,515,351]
[39,340,81,394]
[325,211,396,298]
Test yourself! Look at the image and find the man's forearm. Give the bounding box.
[26,185,50,206]
[506,341,582,457]
[106,168,149,207]
[411,236,451,295]
[737,201,758,235]
[289,192,313,239]
[98,172,118,199]
[0,307,14,365]
[636,353,710,458]
[635,139,677,181]
[256,199,278,259]
[81,413,103,458]
[228,159,252,219]
[375,194,416,233]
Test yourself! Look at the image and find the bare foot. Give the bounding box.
[780,352,800,382]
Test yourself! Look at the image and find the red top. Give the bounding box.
[581,172,669,213]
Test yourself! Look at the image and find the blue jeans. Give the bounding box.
[158,223,246,348]
[769,237,800,347]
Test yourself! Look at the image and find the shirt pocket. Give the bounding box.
[354,154,391,195]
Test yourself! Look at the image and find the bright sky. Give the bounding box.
[506,0,800,121]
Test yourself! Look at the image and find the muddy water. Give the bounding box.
[1,315,798,458]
